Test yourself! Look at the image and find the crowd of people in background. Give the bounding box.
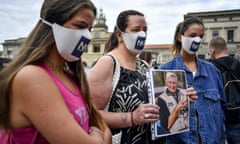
[0,0,240,144]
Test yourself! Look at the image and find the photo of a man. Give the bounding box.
[149,70,189,137]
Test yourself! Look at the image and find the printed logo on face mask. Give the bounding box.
[71,36,90,58]
[189,41,201,52]
[40,18,91,61]
[135,36,146,50]
[181,35,202,55]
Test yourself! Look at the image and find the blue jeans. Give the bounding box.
[226,123,240,144]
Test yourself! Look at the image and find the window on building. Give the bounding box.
[7,50,12,58]
[227,30,234,42]
[212,30,219,38]
[93,44,100,53]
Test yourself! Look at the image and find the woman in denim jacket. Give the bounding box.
[159,17,226,144]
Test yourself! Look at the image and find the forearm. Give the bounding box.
[98,110,133,129]
[167,107,179,129]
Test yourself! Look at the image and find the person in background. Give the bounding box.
[87,10,160,144]
[0,0,111,143]
[151,59,159,69]
[157,72,188,134]
[209,36,240,144]
[159,17,226,144]
[138,51,152,67]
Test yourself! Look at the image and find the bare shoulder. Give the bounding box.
[11,65,94,143]
[13,64,59,94]
[91,56,114,70]
[12,64,60,103]
[11,65,61,127]
[13,65,56,92]
[14,65,47,81]
[87,56,115,109]
[88,55,115,79]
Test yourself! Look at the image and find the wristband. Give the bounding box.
[131,112,135,126]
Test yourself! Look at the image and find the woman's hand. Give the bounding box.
[103,126,112,144]
[186,87,198,103]
[132,104,160,125]
[89,126,112,144]
[89,127,105,144]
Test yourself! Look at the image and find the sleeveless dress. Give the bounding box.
[0,64,89,144]
[108,59,150,144]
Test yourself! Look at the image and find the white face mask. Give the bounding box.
[181,35,202,55]
[41,19,91,62]
[121,31,146,53]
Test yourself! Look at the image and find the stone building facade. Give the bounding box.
[82,8,112,67]
[141,9,240,65]
[1,38,25,59]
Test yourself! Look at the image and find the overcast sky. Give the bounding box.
[1,0,240,50]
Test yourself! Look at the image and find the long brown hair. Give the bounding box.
[0,0,106,131]
[172,22,182,57]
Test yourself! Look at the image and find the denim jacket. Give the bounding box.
[159,54,226,144]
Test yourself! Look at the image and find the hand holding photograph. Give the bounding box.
[147,69,189,140]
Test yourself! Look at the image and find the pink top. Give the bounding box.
[4,64,90,143]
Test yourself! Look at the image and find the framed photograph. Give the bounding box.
[146,69,189,140]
